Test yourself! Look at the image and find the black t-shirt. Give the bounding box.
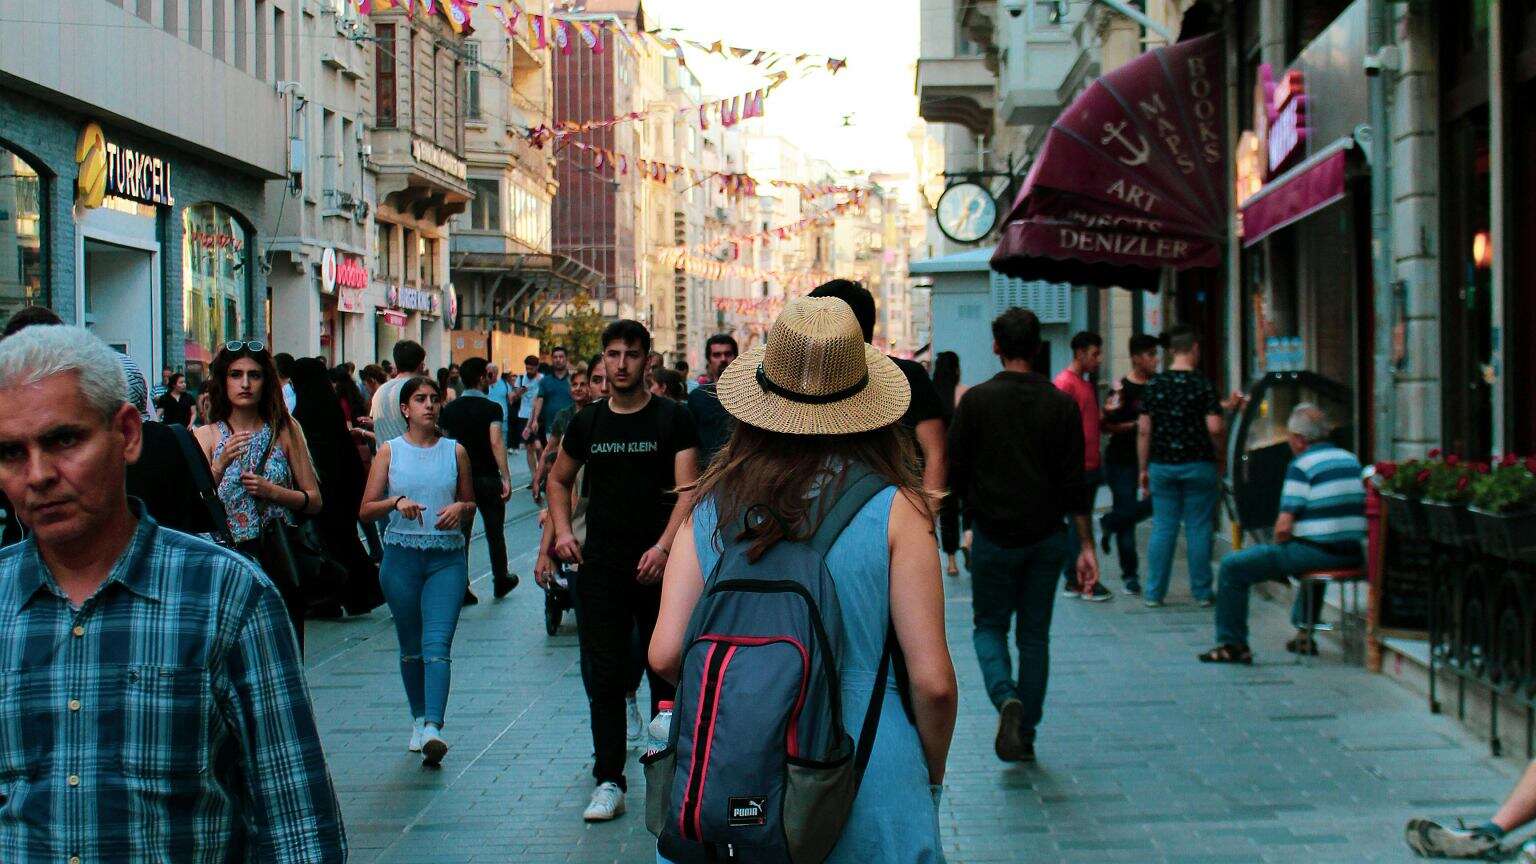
[1103,377,1147,466]
[563,396,699,559]
[1141,370,1221,464]
[439,392,504,479]
[685,382,734,468]
[895,357,943,431]
[157,391,194,426]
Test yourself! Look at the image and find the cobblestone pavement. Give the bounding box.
[304,494,1520,863]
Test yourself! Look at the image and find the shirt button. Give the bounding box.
[70,857,81,864]
[67,774,80,787]
[71,625,85,637]
[68,698,81,712]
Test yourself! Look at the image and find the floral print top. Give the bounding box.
[1141,370,1222,464]
[213,422,295,542]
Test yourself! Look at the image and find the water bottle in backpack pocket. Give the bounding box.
[646,470,894,864]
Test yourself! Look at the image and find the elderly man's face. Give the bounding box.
[0,372,140,548]
[1289,431,1308,456]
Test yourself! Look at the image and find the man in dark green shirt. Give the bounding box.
[684,333,738,469]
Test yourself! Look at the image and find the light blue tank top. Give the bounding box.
[661,487,945,864]
[383,435,464,550]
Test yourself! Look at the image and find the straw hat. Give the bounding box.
[717,296,910,436]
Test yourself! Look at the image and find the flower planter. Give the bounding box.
[1469,506,1536,564]
[1381,492,1429,540]
[1422,500,1478,549]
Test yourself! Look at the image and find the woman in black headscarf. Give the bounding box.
[291,356,384,616]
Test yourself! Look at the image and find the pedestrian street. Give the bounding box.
[304,510,1519,863]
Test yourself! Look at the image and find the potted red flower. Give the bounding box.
[1468,454,1536,562]
[1420,452,1480,548]
[1373,458,1430,540]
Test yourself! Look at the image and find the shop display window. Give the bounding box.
[0,145,45,322]
[181,202,249,377]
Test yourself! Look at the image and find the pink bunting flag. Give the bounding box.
[530,14,546,48]
[553,19,571,54]
[506,2,521,33]
[698,104,709,129]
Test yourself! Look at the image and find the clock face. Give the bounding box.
[935,182,999,244]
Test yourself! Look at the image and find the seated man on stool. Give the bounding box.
[1198,403,1366,664]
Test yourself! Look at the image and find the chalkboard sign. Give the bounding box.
[1378,531,1432,635]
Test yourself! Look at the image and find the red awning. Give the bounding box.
[1239,137,1354,247]
[991,34,1228,292]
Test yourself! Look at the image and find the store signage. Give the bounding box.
[380,309,408,328]
[188,229,243,251]
[322,248,368,295]
[338,286,366,314]
[1255,65,1308,177]
[411,138,467,181]
[387,284,437,312]
[75,123,174,210]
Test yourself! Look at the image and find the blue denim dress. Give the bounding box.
[659,488,945,863]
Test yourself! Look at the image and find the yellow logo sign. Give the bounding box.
[75,122,107,210]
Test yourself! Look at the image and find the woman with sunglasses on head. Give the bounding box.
[194,341,325,651]
[359,375,476,767]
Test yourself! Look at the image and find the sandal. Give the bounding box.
[1197,644,1253,665]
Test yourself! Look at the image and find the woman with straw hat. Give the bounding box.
[649,296,957,862]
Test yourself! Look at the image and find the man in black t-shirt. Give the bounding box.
[440,357,517,599]
[1099,333,1159,595]
[684,332,737,468]
[808,280,946,493]
[547,320,699,823]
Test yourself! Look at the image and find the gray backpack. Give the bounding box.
[643,468,895,863]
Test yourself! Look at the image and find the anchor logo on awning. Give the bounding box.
[1100,121,1151,167]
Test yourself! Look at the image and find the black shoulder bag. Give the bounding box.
[253,426,349,606]
[168,423,238,549]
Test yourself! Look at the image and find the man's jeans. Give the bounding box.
[461,475,508,581]
[1060,468,1101,584]
[1215,541,1362,646]
[1102,461,1151,581]
[1147,461,1222,602]
[972,527,1068,742]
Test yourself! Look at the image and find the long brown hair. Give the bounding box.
[206,345,291,433]
[691,421,929,562]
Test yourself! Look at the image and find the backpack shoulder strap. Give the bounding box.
[808,466,889,556]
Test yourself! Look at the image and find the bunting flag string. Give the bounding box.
[658,249,835,293]
[647,31,847,76]
[521,78,781,145]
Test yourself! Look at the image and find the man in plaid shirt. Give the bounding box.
[0,325,345,863]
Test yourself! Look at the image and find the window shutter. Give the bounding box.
[988,271,1071,323]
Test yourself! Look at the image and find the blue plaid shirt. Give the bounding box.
[0,502,346,863]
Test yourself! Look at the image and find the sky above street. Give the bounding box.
[642,0,921,189]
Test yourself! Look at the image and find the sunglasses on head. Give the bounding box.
[224,340,267,353]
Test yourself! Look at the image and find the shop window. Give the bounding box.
[0,144,46,323]
[465,41,481,121]
[376,221,394,278]
[1440,109,1493,458]
[182,203,250,371]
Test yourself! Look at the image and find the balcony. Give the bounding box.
[371,129,473,223]
[915,55,995,136]
[996,4,1082,129]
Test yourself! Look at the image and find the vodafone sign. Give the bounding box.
[322,248,369,295]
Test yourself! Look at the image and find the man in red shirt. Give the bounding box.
[1054,331,1109,600]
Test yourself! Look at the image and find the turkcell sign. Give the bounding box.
[105,140,174,206]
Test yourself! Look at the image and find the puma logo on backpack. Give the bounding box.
[642,468,896,863]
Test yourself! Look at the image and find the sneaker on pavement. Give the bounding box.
[408,719,426,753]
[1124,579,1142,595]
[420,725,449,767]
[994,698,1028,762]
[625,695,643,744]
[1061,578,1080,597]
[462,588,479,607]
[493,573,519,599]
[1196,597,1215,608]
[1082,583,1112,602]
[1144,598,1164,608]
[583,782,626,822]
[1518,836,1536,863]
[1404,818,1503,859]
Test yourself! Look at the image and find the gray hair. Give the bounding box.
[1287,402,1330,443]
[0,325,128,420]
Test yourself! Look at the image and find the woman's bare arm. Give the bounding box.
[649,517,702,685]
[888,489,957,785]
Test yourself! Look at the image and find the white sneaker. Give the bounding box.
[583,781,626,822]
[625,695,643,744]
[407,719,426,753]
[420,725,449,767]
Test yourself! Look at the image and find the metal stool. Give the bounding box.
[1295,568,1366,665]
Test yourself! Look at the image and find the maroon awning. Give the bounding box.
[991,34,1228,292]
[1239,137,1353,247]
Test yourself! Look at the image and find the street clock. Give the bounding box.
[934,181,999,244]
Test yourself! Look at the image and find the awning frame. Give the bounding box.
[1239,136,1360,248]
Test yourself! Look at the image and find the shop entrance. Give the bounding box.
[83,238,157,381]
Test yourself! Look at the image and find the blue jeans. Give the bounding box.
[380,544,469,726]
[1102,461,1151,582]
[1214,541,1362,646]
[1146,461,1221,602]
[971,527,1068,742]
[1060,468,1101,583]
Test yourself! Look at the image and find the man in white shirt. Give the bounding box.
[511,354,542,478]
[369,340,428,444]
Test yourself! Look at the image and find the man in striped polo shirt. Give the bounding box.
[1199,404,1366,664]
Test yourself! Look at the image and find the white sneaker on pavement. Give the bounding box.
[625,695,643,744]
[408,719,426,753]
[420,725,449,767]
[583,782,626,822]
